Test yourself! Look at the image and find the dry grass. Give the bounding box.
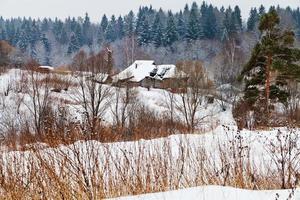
[38,74,78,92]
[0,127,299,199]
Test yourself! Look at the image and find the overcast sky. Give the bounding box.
[0,0,299,22]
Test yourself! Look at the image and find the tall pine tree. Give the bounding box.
[241,9,300,125]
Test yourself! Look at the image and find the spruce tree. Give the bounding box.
[5,21,16,45]
[220,6,225,13]
[59,28,68,45]
[105,15,118,42]
[177,11,187,40]
[67,33,80,54]
[247,8,259,32]
[137,16,151,45]
[222,7,232,40]
[151,13,164,47]
[233,6,242,32]
[100,15,109,33]
[41,18,49,32]
[199,2,208,39]
[230,6,243,34]
[240,9,300,125]
[124,11,135,36]
[83,13,92,46]
[70,17,77,33]
[136,7,151,46]
[183,4,190,20]
[74,23,83,47]
[187,2,201,41]
[203,5,217,39]
[0,29,6,41]
[41,34,51,54]
[29,20,40,46]
[135,7,145,36]
[53,19,64,42]
[164,11,178,46]
[116,16,125,39]
[18,30,28,52]
[41,33,51,65]
[12,28,20,46]
[222,6,242,38]
[18,20,30,52]
[259,5,266,16]
[97,27,104,45]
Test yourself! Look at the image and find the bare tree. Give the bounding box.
[71,49,113,136]
[213,37,245,85]
[175,61,214,132]
[285,80,300,124]
[120,36,137,67]
[71,50,88,72]
[23,60,53,136]
[111,81,139,133]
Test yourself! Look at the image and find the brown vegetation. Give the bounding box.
[0,126,299,199]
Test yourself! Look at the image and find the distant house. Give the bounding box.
[113,60,188,90]
[35,66,54,73]
[113,60,156,87]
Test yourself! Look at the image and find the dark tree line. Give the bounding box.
[0,2,300,66]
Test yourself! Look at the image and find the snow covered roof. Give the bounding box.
[113,60,156,82]
[113,60,187,82]
[154,65,187,80]
[38,66,54,71]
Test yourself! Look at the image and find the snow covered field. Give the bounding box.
[110,186,300,200]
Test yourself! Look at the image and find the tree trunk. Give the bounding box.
[265,55,272,126]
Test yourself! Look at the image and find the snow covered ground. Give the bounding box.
[110,186,300,200]
[0,68,228,134]
[0,69,299,199]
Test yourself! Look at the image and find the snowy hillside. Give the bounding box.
[0,69,299,199]
[0,68,227,133]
